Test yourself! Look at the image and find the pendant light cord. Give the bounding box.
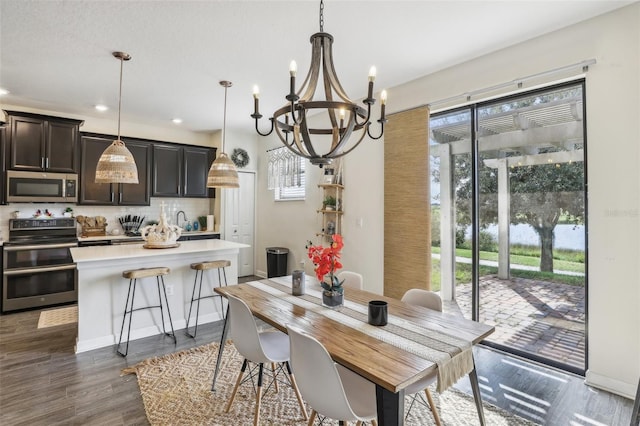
[222,84,227,153]
[117,56,124,140]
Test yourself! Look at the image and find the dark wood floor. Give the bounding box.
[0,282,634,425]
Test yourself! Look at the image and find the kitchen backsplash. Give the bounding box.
[0,198,213,241]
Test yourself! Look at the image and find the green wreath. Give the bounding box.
[231,148,250,168]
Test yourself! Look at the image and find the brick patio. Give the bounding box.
[452,275,586,370]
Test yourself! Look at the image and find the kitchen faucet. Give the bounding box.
[176,210,187,227]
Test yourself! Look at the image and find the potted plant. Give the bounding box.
[63,207,74,218]
[198,216,208,231]
[323,195,337,211]
[307,234,345,308]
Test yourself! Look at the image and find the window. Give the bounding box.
[267,147,305,200]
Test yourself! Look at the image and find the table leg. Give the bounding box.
[469,362,486,426]
[375,385,404,426]
[211,305,230,391]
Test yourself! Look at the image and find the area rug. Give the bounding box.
[123,342,537,426]
[37,305,78,328]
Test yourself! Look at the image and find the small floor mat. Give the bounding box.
[37,306,78,329]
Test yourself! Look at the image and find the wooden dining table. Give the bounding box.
[211,277,495,426]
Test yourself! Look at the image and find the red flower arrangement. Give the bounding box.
[307,234,345,293]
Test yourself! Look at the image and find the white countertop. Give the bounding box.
[71,238,248,263]
[78,230,220,242]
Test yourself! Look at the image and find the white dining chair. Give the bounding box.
[337,270,364,290]
[401,288,443,426]
[225,294,308,426]
[287,325,378,426]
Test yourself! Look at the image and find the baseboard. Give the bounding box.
[585,369,637,399]
[255,270,267,278]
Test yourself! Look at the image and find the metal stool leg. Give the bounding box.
[217,267,229,317]
[117,278,137,357]
[185,270,200,338]
[186,270,205,338]
[158,275,176,344]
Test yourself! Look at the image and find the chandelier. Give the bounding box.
[95,51,139,184]
[251,0,387,167]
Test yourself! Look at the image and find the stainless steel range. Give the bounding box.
[2,218,78,313]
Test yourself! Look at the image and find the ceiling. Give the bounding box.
[0,0,634,135]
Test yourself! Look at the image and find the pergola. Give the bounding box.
[429,95,585,300]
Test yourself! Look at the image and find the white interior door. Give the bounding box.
[223,171,255,277]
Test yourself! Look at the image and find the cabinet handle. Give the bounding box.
[41,157,45,169]
[119,193,122,203]
[45,157,49,169]
[110,192,114,203]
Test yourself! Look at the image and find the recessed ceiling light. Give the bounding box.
[0,88,9,96]
[95,104,108,112]
[172,118,183,124]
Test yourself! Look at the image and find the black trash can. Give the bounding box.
[266,247,289,278]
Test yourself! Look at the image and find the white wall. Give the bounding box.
[254,4,639,398]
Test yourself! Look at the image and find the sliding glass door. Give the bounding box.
[430,81,587,374]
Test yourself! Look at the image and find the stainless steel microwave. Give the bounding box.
[6,170,78,203]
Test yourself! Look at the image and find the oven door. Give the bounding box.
[3,265,77,312]
[2,242,78,312]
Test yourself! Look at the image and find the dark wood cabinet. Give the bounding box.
[5,111,82,173]
[183,146,214,197]
[153,144,215,198]
[79,134,151,206]
[152,144,182,197]
[1,125,6,205]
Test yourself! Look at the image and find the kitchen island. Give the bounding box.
[70,239,249,353]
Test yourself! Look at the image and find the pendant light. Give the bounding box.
[95,51,139,184]
[207,80,239,188]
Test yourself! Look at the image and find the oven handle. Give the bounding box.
[3,264,77,275]
[3,242,78,251]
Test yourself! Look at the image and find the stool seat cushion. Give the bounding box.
[190,260,231,270]
[122,267,171,279]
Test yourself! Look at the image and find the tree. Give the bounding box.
[452,150,584,272]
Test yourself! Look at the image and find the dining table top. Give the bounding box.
[215,277,494,394]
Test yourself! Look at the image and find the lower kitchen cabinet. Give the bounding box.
[79,134,151,205]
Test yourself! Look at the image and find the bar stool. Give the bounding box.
[116,266,176,357]
[185,260,231,338]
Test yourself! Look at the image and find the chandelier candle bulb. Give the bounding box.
[380,90,387,122]
[367,66,376,100]
[252,85,260,115]
[288,60,298,100]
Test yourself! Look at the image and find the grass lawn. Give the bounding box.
[430,250,585,291]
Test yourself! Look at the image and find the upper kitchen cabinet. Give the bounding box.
[152,144,215,198]
[79,133,151,206]
[1,124,6,205]
[5,111,83,173]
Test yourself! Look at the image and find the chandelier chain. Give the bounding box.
[319,0,324,32]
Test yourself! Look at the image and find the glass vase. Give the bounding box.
[322,290,344,309]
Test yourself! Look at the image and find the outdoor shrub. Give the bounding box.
[455,227,466,248]
[478,230,497,252]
